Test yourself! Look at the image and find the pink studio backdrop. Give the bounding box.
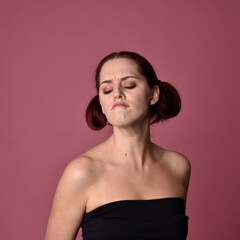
[1,0,239,239]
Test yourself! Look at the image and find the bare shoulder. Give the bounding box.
[163,149,191,188]
[52,154,99,212]
[60,154,100,194]
[164,150,191,174]
[153,144,190,172]
[64,155,96,180]
[62,140,109,188]
[45,155,99,239]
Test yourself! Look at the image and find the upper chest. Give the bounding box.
[86,159,183,203]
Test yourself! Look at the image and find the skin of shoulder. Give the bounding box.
[163,150,191,202]
[45,155,97,240]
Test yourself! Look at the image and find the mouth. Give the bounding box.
[112,102,129,109]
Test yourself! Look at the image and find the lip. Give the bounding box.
[112,102,129,109]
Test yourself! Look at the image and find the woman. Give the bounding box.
[45,51,191,240]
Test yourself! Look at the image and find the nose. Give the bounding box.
[113,86,125,99]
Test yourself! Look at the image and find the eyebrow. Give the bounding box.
[100,76,137,86]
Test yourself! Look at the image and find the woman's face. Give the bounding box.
[98,58,158,128]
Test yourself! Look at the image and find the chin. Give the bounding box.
[109,119,129,128]
[110,118,146,129]
[107,111,149,128]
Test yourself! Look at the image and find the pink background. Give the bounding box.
[1,0,239,239]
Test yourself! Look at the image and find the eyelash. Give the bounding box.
[125,86,136,89]
[104,90,112,94]
[103,85,136,94]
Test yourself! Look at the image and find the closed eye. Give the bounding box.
[103,85,135,94]
[103,90,113,94]
[124,85,136,89]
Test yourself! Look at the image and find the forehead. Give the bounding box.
[100,58,141,79]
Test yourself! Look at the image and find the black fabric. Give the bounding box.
[81,197,189,240]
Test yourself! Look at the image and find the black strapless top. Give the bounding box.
[80,197,189,240]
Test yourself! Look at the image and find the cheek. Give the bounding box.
[132,90,151,107]
[99,97,106,113]
[99,97,111,115]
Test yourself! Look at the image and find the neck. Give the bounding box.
[108,122,154,170]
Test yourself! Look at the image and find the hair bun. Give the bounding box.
[86,95,107,130]
[150,81,181,123]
